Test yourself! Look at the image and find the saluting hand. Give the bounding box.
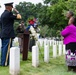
[13,8,19,14]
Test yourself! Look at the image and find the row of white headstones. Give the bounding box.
[32,38,66,67]
[0,38,66,75]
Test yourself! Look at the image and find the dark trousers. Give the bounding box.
[1,38,12,66]
[66,42,76,54]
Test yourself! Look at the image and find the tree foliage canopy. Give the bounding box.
[14,0,76,37]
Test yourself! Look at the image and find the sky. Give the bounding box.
[0,0,43,15]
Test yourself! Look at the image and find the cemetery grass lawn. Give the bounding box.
[0,46,76,75]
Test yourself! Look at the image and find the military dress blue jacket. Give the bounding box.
[0,10,17,38]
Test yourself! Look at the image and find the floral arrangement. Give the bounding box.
[29,26,38,41]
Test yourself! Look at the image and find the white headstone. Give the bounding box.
[49,40,52,46]
[63,45,66,55]
[52,40,54,45]
[32,46,39,67]
[59,41,62,45]
[59,44,62,56]
[38,39,43,47]
[53,40,56,45]
[47,40,50,46]
[9,47,20,75]
[53,45,57,58]
[44,45,49,63]
[57,41,59,45]
[55,41,57,45]
[44,39,47,47]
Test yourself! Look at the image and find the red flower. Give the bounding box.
[29,20,35,25]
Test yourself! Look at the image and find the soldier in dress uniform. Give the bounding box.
[0,2,21,66]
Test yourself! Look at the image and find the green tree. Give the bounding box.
[14,22,20,35]
[44,0,68,5]
[47,1,67,29]
[15,2,36,23]
[44,0,59,5]
[39,25,50,37]
[14,0,76,37]
[65,0,76,15]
